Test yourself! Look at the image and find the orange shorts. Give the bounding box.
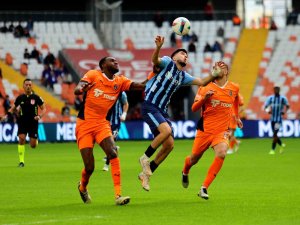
[191,130,230,156]
[75,118,112,150]
[229,116,237,130]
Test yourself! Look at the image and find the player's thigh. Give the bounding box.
[100,136,117,159]
[94,121,112,146]
[212,131,230,157]
[142,103,171,135]
[191,131,212,158]
[76,120,95,150]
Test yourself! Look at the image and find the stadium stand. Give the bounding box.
[8,18,300,122]
[120,20,241,78]
[246,25,300,120]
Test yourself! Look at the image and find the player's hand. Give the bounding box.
[0,115,7,122]
[120,112,127,121]
[211,65,222,77]
[204,90,214,100]
[237,118,243,129]
[155,35,164,48]
[81,82,95,92]
[34,115,41,121]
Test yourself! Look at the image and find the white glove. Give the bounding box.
[120,112,127,121]
[211,66,222,77]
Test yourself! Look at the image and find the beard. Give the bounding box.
[109,67,119,74]
[178,61,186,67]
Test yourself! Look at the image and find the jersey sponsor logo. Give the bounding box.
[220,102,232,107]
[93,88,104,97]
[103,94,116,100]
[211,99,232,108]
[93,88,117,101]
[211,99,220,107]
[31,99,35,105]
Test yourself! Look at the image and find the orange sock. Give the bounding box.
[203,156,224,188]
[230,138,238,149]
[110,157,121,198]
[182,156,192,174]
[80,168,91,192]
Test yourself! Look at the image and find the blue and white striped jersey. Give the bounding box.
[264,95,289,123]
[110,92,128,127]
[144,56,196,114]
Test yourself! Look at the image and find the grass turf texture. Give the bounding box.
[0,139,300,225]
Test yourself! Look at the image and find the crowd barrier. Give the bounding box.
[0,120,299,143]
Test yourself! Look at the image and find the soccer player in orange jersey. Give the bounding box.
[74,56,144,205]
[227,93,244,154]
[181,61,243,200]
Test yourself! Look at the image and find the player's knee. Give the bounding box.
[107,150,118,160]
[217,149,227,158]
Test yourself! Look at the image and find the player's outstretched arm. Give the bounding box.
[192,65,222,86]
[152,35,164,66]
[129,82,146,91]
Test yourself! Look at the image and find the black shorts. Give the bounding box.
[271,121,281,135]
[17,120,38,139]
[142,101,173,137]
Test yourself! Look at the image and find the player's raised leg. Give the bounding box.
[199,142,227,200]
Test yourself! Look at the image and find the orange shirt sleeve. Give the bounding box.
[81,70,97,84]
[147,72,156,80]
[238,93,244,106]
[192,87,206,112]
[119,75,133,92]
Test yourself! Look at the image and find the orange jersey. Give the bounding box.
[232,93,244,116]
[194,81,239,134]
[78,70,132,121]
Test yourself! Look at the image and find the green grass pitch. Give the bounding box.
[1,138,300,225]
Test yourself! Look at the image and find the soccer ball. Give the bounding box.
[172,17,191,36]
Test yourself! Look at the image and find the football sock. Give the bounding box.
[105,157,109,165]
[203,156,224,188]
[18,144,25,163]
[80,168,92,192]
[182,156,192,175]
[272,142,276,150]
[145,145,156,158]
[150,160,158,173]
[229,140,234,149]
[110,157,121,198]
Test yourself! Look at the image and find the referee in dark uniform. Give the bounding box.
[264,85,289,155]
[1,79,46,167]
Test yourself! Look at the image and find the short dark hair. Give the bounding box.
[170,48,188,59]
[23,78,32,84]
[99,57,108,70]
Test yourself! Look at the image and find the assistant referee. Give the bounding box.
[1,78,46,167]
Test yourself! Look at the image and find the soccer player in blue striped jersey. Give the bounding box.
[138,35,222,191]
[264,85,289,155]
[103,91,129,171]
